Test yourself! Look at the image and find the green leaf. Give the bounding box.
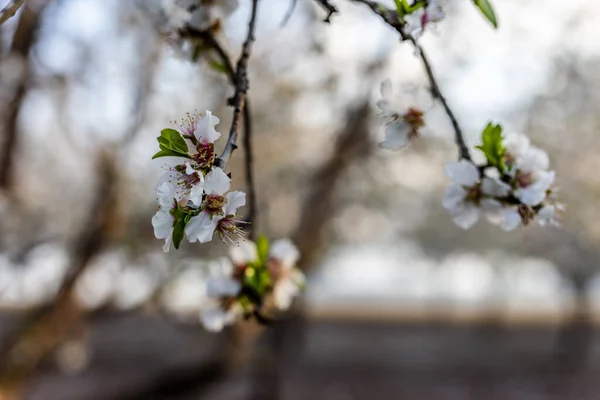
[256,235,270,266]
[152,149,189,159]
[208,60,228,74]
[473,0,498,28]
[160,128,189,154]
[476,122,505,172]
[172,217,187,250]
[393,0,404,17]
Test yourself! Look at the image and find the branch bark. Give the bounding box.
[313,0,337,22]
[0,0,25,25]
[0,1,45,191]
[216,0,260,169]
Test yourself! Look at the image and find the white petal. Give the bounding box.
[442,184,467,210]
[189,183,205,207]
[379,122,411,150]
[185,212,220,243]
[270,239,300,270]
[503,132,530,158]
[481,177,511,198]
[229,240,258,265]
[517,146,549,173]
[445,160,480,186]
[162,235,173,253]
[450,203,479,229]
[185,162,195,175]
[156,182,176,210]
[376,100,392,115]
[206,275,240,298]
[380,79,392,102]
[152,209,173,239]
[204,167,231,195]
[537,205,559,227]
[200,306,228,332]
[194,110,221,144]
[517,170,555,206]
[225,191,246,215]
[500,207,522,231]
[273,279,300,311]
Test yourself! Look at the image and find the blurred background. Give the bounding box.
[1,0,600,398]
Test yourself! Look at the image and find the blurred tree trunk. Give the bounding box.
[0,151,119,399]
[0,1,47,191]
[248,101,373,400]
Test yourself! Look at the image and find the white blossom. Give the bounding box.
[442,160,511,229]
[185,167,246,244]
[404,0,445,40]
[377,80,426,150]
[516,170,555,206]
[269,239,304,311]
[200,257,243,332]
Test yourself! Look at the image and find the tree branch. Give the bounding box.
[0,0,25,25]
[348,0,472,161]
[216,0,260,169]
[313,0,337,23]
[0,1,43,191]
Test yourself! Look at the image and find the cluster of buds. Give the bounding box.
[152,110,247,252]
[377,79,427,150]
[443,123,563,230]
[200,237,305,332]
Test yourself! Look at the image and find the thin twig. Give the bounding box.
[348,0,472,161]
[313,0,337,23]
[180,28,258,239]
[0,0,25,25]
[216,0,260,169]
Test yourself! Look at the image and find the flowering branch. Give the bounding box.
[0,0,25,25]
[348,0,472,161]
[313,0,338,22]
[181,27,258,239]
[216,0,260,169]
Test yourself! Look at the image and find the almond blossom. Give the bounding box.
[442,160,510,229]
[187,0,239,31]
[200,257,243,332]
[377,79,427,150]
[404,0,445,40]
[185,167,246,244]
[268,239,304,311]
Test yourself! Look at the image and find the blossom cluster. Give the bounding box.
[200,237,305,332]
[403,0,446,40]
[152,110,246,252]
[443,124,562,230]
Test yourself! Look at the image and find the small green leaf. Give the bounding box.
[256,235,270,266]
[172,218,187,250]
[160,128,189,154]
[393,0,404,17]
[476,122,505,172]
[208,60,228,74]
[473,0,498,28]
[152,149,190,159]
